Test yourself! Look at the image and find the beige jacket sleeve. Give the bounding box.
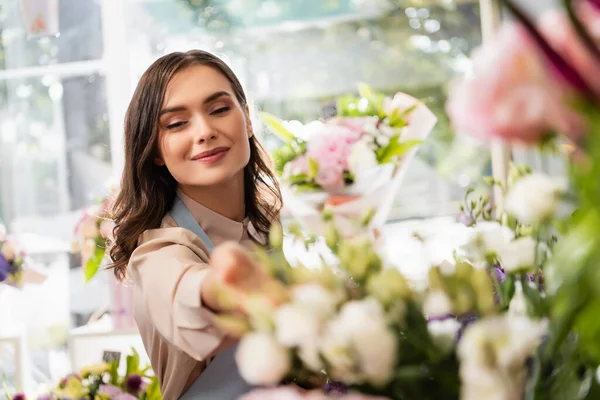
[128,227,225,361]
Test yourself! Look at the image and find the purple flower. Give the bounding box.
[457,211,474,227]
[126,374,143,393]
[114,394,138,400]
[98,384,123,397]
[494,264,506,283]
[324,380,348,395]
[0,252,9,282]
[13,394,26,400]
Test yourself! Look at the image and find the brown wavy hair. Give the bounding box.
[109,50,282,281]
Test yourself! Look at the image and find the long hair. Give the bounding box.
[109,50,282,281]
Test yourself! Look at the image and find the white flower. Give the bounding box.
[458,315,547,400]
[298,339,323,372]
[428,319,461,353]
[508,281,529,316]
[460,221,514,264]
[236,332,291,385]
[498,236,537,272]
[274,304,320,347]
[320,298,397,386]
[423,290,453,317]
[505,173,566,224]
[348,140,378,176]
[458,314,546,369]
[0,241,16,261]
[291,284,340,320]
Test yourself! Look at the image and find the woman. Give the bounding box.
[109,50,283,399]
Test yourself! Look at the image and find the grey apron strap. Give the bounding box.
[171,196,215,252]
[171,195,252,399]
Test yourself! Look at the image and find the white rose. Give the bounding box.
[423,291,453,318]
[0,241,16,261]
[476,221,515,252]
[428,318,461,353]
[291,283,340,320]
[274,304,320,347]
[320,298,397,386]
[460,221,514,263]
[352,321,397,386]
[498,236,537,272]
[348,140,378,176]
[505,173,566,224]
[458,315,546,369]
[236,332,291,385]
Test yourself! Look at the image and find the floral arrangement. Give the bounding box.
[5,350,161,400]
[72,190,116,282]
[0,227,26,289]
[209,0,600,398]
[263,84,437,236]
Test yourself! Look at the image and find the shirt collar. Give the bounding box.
[176,189,249,245]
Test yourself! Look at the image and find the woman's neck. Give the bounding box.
[178,173,246,222]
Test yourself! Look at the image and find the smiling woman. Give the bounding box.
[107,50,283,399]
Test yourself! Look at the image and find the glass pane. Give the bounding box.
[0,73,111,227]
[126,0,488,220]
[0,0,103,69]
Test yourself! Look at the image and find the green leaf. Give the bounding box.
[259,112,297,143]
[387,107,408,128]
[358,82,385,118]
[308,158,319,178]
[126,348,141,377]
[286,173,310,184]
[84,247,105,282]
[145,376,162,400]
[376,136,422,164]
[108,360,120,386]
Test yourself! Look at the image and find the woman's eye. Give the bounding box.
[166,121,186,130]
[211,106,230,115]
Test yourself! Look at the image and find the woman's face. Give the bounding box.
[155,64,252,189]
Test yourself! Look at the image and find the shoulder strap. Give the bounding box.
[171,195,215,253]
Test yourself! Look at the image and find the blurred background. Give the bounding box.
[0,0,565,396]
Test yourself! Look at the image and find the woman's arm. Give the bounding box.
[129,230,225,361]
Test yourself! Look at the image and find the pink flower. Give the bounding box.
[284,155,311,177]
[447,23,582,145]
[306,123,360,190]
[99,219,115,241]
[538,7,600,94]
[335,116,378,136]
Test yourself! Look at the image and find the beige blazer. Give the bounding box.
[128,191,264,399]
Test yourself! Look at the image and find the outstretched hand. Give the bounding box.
[201,242,286,315]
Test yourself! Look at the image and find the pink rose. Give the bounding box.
[538,7,600,94]
[447,23,582,145]
[99,219,115,241]
[306,123,360,190]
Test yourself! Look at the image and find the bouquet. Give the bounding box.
[72,190,116,282]
[0,230,26,289]
[5,349,162,400]
[264,84,437,236]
